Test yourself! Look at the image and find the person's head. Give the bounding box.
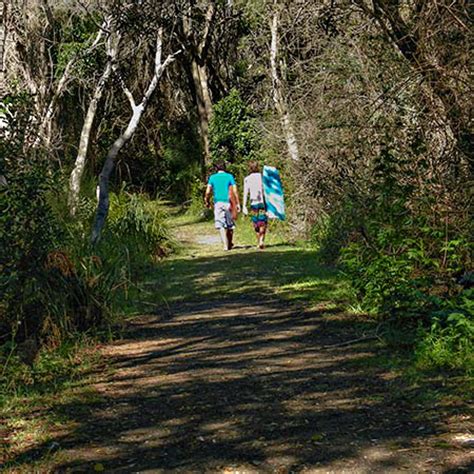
[248,161,260,174]
[215,161,226,172]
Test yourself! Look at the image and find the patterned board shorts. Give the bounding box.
[250,203,268,231]
[214,202,235,229]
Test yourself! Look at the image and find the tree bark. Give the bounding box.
[191,59,213,163]
[32,56,75,148]
[270,2,299,162]
[68,19,115,216]
[31,23,105,149]
[0,1,7,96]
[182,1,215,168]
[91,27,181,245]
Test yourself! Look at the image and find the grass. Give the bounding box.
[136,209,350,311]
[0,339,104,470]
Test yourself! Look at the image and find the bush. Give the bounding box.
[209,89,262,179]
[416,293,474,373]
[0,165,178,389]
[184,177,210,218]
[0,160,64,344]
[309,141,472,379]
[0,165,129,353]
[107,188,175,263]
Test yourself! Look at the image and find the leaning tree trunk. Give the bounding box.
[270,2,299,163]
[91,27,181,245]
[91,105,144,245]
[68,63,111,215]
[69,19,115,216]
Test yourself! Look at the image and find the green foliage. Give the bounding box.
[311,141,472,375]
[158,123,202,201]
[0,336,98,396]
[416,293,474,373]
[209,89,261,176]
[0,159,64,342]
[311,201,360,264]
[185,177,210,218]
[0,162,128,350]
[107,188,175,263]
[55,13,104,79]
[0,93,35,161]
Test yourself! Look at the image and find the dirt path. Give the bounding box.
[7,216,473,473]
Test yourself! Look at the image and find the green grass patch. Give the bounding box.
[0,339,104,470]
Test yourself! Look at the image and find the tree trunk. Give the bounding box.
[68,61,112,215]
[0,1,7,96]
[182,1,215,169]
[191,60,213,166]
[69,21,115,215]
[91,104,144,245]
[270,3,299,162]
[91,27,180,244]
[32,56,75,148]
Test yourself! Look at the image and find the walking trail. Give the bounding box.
[8,214,473,473]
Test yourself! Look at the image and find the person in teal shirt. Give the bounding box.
[205,162,240,250]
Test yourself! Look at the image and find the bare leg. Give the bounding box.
[219,228,228,250]
[258,226,266,249]
[226,229,234,250]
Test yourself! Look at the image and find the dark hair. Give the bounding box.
[248,161,259,173]
[215,161,226,172]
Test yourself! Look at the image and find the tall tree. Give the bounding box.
[9,0,103,150]
[180,0,216,167]
[269,0,299,162]
[68,15,115,216]
[91,25,181,244]
[0,1,7,96]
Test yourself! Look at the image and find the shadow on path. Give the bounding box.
[5,250,470,473]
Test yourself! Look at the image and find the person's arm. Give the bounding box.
[231,184,241,212]
[204,184,212,208]
[242,177,249,215]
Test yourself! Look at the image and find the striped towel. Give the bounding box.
[263,165,285,220]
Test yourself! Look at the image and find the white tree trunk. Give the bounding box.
[33,57,75,148]
[91,104,143,245]
[68,19,115,215]
[91,27,181,244]
[68,61,112,215]
[0,1,7,95]
[270,3,299,162]
[32,25,105,149]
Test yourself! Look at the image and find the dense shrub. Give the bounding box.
[0,163,129,353]
[209,89,261,180]
[416,295,474,373]
[312,140,472,372]
[0,161,64,344]
[107,188,175,263]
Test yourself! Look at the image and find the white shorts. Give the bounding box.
[214,202,235,229]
